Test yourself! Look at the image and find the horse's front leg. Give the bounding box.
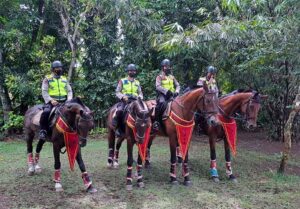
[76,148,97,193]
[114,137,125,168]
[145,135,155,169]
[224,138,237,183]
[136,153,144,188]
[169,135,178,185]
[126,137,134,191]
[209,135,219,182]
[26,130,35,175]
[107,128,115,168]
[182,151,192,186]
[53,142,63,192]
[34,139,46,173]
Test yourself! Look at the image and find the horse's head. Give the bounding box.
[240,91,268,130]
[63,98,95,147]
[196,83,220,127]
[130,98,152,144]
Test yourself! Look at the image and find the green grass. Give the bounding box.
[0,137,299,209]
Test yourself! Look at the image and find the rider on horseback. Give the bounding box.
[39,61,73,140]
[197,66,219,97]
[112,64,143,136]
[152,59,180,131]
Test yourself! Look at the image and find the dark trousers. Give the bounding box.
[39,102,54,131]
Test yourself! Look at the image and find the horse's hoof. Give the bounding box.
[87,185,97,193]
[183,180,192,187]
[212,177,220,183]
[126,184,133,191]
[28,166,35,176]
[34,164,42,173]
[113,161,119,169]
[144,161,151,169]
[171,180,179,186]
[137,181,145,188]
[107,162,113,168]
[55,183,63,192]
[229,175,238,183]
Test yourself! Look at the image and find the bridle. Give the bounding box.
[56,104,94,143]
[174,91,219,118]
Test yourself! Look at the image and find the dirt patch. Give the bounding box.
[0,195,13,209]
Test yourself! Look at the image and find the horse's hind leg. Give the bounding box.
[107,129,115,168]
[224,139,237,183]
[114,137,125,168]
[209,136,219,182]
[26,130,35,175]
[76,149,97,193]
[145,136,154,169]
[34,139,46,173]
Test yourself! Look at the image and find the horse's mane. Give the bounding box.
[68,97,85,108]
[220,89,255,99]
[181,85,202,97]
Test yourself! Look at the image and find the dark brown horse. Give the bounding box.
[198,90,267,182]
[107,98,152,190]
[24,98,96,192]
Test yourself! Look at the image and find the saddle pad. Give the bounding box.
[32,110,42,126]
[32,106,58,126]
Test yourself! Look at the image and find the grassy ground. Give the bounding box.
[0,135,299,209]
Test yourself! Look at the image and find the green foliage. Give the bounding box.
[0,112,24,133]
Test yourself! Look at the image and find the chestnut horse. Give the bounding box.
[24,98,96,192]
[107,98,152,190]
[108,86,220,186]
[197,90,267,182]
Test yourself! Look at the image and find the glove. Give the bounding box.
[166,90,174,99]
[122,96,129,102]
[51,100,58,106]
[173,92,179,97]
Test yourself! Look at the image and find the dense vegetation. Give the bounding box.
[0,0,299,140]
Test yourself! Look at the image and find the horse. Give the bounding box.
[24,97,96,192]
[107,98,152,190]
[197,90,267,182]
[108,85,220,186]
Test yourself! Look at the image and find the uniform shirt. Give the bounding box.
[41,73,73,104]
[197,76,219,97]
[156,71,180,95]
[115,77,143,100]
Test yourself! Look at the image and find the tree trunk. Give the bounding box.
[0,50,12,122]
[278,86,300,173]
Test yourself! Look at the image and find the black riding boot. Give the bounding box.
[39,103,52,140]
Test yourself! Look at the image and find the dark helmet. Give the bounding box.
[207,66,217,74]
[51,60,63,69]
[125,64,137,72]
[161,59,171,67]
